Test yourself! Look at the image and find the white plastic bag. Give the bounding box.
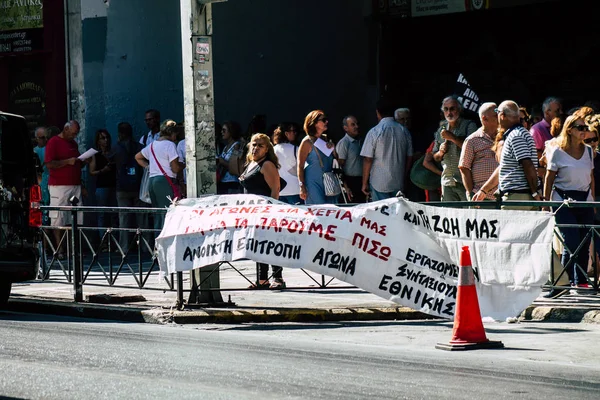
[139,167,151,204]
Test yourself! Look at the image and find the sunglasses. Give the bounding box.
[572,124,589,132]
[584,137,599,144]
[494,108,502,114]
[519,117,529,123]
[317,117,328,123]
[37,136,47,140]
[442,106,457,112]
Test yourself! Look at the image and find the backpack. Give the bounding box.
[227,140,247,176]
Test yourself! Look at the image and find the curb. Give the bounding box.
[5,298,432,324]
[520,305,600,324]
[159,306,434,324]
[7,298,149,323]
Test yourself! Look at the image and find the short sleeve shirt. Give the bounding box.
[432,118,478,187]
[458,128,499,199]
[335,134,363,177]
[45,136,81,186]
[530,120,552,151]
[547,146,594,201]
[141,140,179,178]
[360,117,413,193]
[499,125,539,192]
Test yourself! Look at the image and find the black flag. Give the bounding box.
[454,73,481,116]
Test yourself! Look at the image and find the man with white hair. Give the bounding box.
[458,102,499,200]
[432,96,478,201]
[394,108,411,128]
[473,100,540,209]
[45,120,86,258]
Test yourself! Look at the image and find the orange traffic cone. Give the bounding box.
[436,246,504,351]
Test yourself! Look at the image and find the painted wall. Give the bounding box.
[81,0,184,147]
[211,0,377,141]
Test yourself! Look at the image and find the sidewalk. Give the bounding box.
[7,259,600,324]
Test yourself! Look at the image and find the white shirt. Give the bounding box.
[547,145,594,201]
[274,143,300,196]
[139,131,160,146]
[177,139,187,184]
[141,140,179,178]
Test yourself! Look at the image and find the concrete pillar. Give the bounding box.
[180,0,218,198]
[180,0,224,305]
[64,0,86,152]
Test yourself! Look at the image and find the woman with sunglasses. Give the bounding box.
[542,115,595,295]
[297,110,337,204]
[238,133,286,289]
[519,107,532,130]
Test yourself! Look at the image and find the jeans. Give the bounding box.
[96,187,117,229]
[116,191,151,251]
[279,194,302,205]
[370,184,396,201]
[554,205,593,285]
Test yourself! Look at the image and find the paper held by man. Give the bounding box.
[155,195,555,321]
[78,148,98,161]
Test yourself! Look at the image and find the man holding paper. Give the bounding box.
[45,120,89,258]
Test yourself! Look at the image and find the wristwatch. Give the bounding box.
[531,191,540,198]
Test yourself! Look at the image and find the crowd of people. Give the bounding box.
[32,95,600,295]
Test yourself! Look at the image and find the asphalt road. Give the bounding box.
[1,312,599,399]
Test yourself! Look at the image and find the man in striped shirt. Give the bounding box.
[497,100,541,210]
[458,102,499,201]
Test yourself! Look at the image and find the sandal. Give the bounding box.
[270,278,286,289]
[248,280,270,290]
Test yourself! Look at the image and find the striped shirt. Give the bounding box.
[360,117,413,193]
[499,125,539,192]
[459,128,498,200]
[432,118,478,187]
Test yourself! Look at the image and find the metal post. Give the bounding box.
[180,0,226,306]
[69,197,83,302]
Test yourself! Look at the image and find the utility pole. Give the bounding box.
[180,0,226,306]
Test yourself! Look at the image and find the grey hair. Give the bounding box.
[441,95,463,112]
[478,102,497,119]
[394,108,410,121]
[498,100,520,117]
[542,96,563,112]
[342,115,357,126]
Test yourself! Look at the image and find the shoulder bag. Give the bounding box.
[312,142,342,197]
[150,143,182,200]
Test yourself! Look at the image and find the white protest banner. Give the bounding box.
[156,195,555,321]
[455,73,481,114]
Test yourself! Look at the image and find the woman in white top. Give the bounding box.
[135,119,183,232]
[543,114,595,290]
[273,122,303,205]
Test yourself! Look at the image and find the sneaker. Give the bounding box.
[543,288,570,299]
[573,283,591,295]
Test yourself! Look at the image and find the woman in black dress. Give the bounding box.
[238,133,286,289]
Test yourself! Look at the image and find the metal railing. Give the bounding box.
[38,198,599,308]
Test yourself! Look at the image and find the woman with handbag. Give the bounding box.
[238,133,286,289]
[542,114,595,293]
[135,119,184,233]
[297,110,339,205]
